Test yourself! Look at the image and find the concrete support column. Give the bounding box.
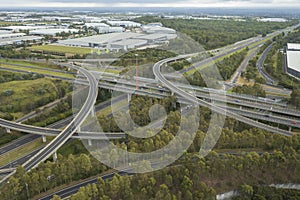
[53,152,57,162]
[5,128,11,133]
[42,136,47,143]
[289,127,292,132]
[128,94,131,103]
[88,139,92,147]
[90,108,95,117]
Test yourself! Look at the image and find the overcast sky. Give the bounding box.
[2,0,300,8]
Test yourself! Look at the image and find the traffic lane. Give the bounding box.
[0,135,39,155]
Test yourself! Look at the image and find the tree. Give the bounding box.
[52,195,62,200]
[155,184,173,200]
[240,184,254,199]
[290,88,300,108]
[76,154,92,177]
[5,177,22,200]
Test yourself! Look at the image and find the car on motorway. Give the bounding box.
[291,121,297,125]
[186,105,192,110]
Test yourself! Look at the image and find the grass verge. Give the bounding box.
[0,137,49,166]
[0,63,74,79]
[29,45,93,55]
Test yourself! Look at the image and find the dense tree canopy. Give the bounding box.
[134,17,297,50]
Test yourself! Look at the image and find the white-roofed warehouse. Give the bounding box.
[57,32,143,48]
[287,43,300,51]
[110,39,147,51]
[287,51,300,79]
[286,43,300,79]
[30,29,79,36]
[56,32,177,51]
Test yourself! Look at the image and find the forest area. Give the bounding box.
[134,17,297,50]
[1,95,298,200]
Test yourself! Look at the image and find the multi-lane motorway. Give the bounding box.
[0,64,100,183]
[257,43,278,85]
[0,95,128,174]
[21,65,98,170]
[153,56,296,137]
[0,118,125,139]
[0,23,299,186]
[1,64,299,141]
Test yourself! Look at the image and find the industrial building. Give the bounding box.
[56,32,177,51]
[109,39,147,51]
[0,33,26,39]
[0,30,12,35]
[84,22,125,34]
[29,28,79,36]
[57,32,141,47]
[0,25,56,32]
[142,26,176,34]
[107,21,141,28]
[286,43,300,79]
[135,33,177,43]
[85,23,109,28]
[0,29,43,46]
[98,27,124,34]
[0,35,43,46]
[287,43,300,51]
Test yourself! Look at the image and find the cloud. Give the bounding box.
[1,0,300,7]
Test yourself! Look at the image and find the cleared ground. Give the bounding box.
[29,45,94,55]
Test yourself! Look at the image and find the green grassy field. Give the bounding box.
[0,63,74,79]
[29,45,94,55]
[0,59,61,70]
[0,78,63,117]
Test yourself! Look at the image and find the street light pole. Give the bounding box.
[25,183,29,200]
[135,54,139,96]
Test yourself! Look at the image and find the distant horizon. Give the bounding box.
[0,0,299,9]
[1,7,300,18]
[1,6,300,9]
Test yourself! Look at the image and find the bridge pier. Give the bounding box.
[88,139,92,146]
[90,108,95,117]
[42,136,47,143]
[128,94,131,103]
[5,128,11,133]
[289,127,292,132]
[53,152,57,162]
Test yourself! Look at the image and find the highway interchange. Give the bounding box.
[0,23,299,197]
[0,64,99,182]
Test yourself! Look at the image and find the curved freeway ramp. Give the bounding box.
[0,64,99,183]
[257,43,278,85]
[153,56,294,137]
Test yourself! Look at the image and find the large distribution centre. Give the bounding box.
[286,43,300,79]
